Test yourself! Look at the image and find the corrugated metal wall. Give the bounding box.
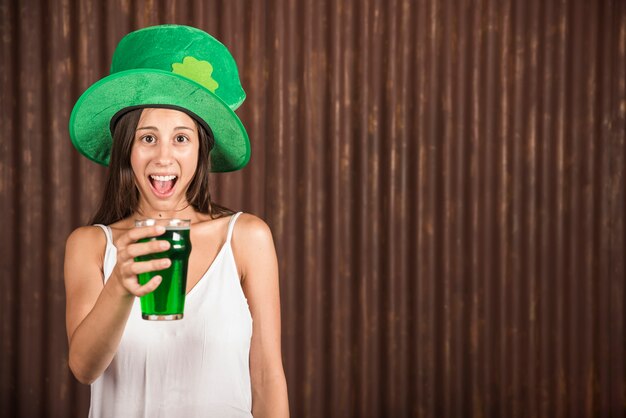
[1,0,624,417]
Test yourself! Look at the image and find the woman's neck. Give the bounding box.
[134,199,201,222]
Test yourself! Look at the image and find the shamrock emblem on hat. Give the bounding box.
[172,56,220,93]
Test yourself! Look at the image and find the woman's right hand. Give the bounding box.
[111,225,171,297]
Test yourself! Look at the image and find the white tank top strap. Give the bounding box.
[226,212,243,244]
[93,224,117,282]
[93,224,113,246]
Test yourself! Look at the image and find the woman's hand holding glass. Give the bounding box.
[111,225,171,297]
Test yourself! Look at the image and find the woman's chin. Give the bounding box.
[138,192,188,215]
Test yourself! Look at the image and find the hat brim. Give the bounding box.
[69,69,250,172]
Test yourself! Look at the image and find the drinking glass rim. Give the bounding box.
[134,218,191,228]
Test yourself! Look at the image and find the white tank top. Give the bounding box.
[89,212,253,418]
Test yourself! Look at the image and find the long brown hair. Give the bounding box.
[90,108,233,225]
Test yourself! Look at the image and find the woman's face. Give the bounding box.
[130,108,200,212]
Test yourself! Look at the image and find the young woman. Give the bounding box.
[64,25,288,418]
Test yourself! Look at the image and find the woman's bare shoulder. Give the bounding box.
[231,213,276,269]
[231,214,279,284]
[234,213,274,242]
[65,225,107,256]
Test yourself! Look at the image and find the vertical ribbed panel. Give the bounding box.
[0,0,624,417]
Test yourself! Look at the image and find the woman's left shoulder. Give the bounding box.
[231,214,277,278]
[233,213,274,244]
[232,214,279,286]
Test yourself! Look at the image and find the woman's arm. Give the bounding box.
[234,214,289,418]
[64,224,168,384]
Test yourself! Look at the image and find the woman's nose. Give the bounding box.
[155,142,173,164]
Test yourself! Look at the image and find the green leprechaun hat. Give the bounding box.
[69,24,249,172]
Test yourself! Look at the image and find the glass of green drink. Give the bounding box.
[134,218,192,320]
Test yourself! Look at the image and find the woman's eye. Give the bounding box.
[175,135,189,143]
[142,135,156,144]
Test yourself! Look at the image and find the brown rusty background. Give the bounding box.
[1,0,625,417]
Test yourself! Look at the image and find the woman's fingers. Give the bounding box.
[117,225,166,248]
[125,239,170,259]
[112,225,171,297]
[125,275,163,297]
[129,258,171,275]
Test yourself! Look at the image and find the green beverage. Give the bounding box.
[134,219,192,320]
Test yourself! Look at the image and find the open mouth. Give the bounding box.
[148,174,178,197]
